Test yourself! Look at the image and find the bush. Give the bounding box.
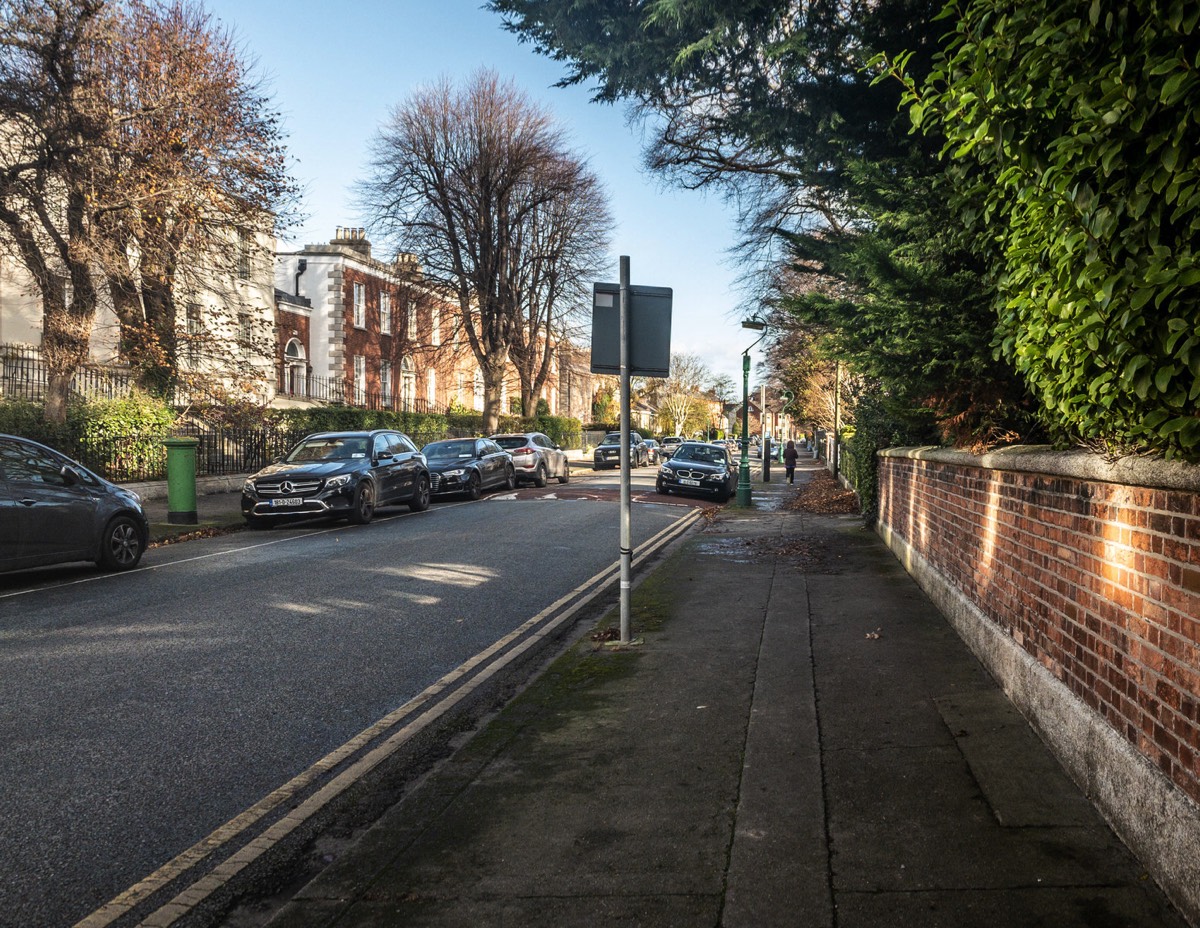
[66,393,177,481]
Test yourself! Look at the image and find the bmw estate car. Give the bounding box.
[655,441,736,502]
[0,433,149,574]
[241,430,430,527]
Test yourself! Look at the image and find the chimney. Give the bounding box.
[333,226,371,259]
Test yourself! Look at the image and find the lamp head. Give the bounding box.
[741,318,767,331]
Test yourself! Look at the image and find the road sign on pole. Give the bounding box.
[591,261,672,644]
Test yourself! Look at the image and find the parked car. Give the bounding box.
[593,431,649,469]
[421,438,516,499]
[490,432,569,487]
[0,433,149,574]
[659,436,684,458]
[655,441,737,503]
[643,438,661,465]
[241,430,430,527]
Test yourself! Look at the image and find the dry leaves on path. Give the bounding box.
[788,469,860,515]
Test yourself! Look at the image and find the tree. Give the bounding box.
[0,0,116,423]
[491,0,1036,447]
[904,0,1200,458]
[648,351,709,436]
[0,0,296,421]
[360,70,603,433]
[99,0,297,397]
[506,155,610,415]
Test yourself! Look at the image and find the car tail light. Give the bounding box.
[515,446,535,455]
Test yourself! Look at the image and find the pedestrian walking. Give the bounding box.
[783,439,798,484]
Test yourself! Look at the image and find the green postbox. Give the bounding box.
[162,436,199,524]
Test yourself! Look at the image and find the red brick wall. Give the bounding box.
[878,451,1200,803]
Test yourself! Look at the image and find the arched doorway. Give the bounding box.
[283,339,307,397]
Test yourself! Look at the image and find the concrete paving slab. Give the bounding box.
[257,471,1187,928]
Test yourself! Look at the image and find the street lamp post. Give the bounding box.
[737,319,767,506]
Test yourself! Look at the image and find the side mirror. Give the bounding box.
[376,451,393,461]
[60,464,82,486]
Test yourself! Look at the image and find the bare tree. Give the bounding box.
[0,0,296,420]
[0,0,115,423]
[506,155,610,416]
[360,69,601,432]
[99,0,297,396]
[648,352,710,436]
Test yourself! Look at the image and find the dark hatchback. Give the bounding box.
[241,430,430,527]
[655,441,736,502]
[421,437,515,499]
[0,433,149,574]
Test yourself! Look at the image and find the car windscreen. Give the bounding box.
[493,436,527,450]
[602,433,622,444]
[286,437,369,462]
[423,440,476,460]
[675,445,726,464]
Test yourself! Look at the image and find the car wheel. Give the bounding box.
[558,460,570,484]
[656,479,668,495]
[409,474,431,512]
[349,482,375,524]
[716,487,732,503]
[533,463,548,488]
[244,514,271,530]
[97,514,145,571]
[466,472,482,500]
[504,464,516,490]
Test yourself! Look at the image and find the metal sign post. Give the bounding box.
[590,258,673,645]
[618,257,632,643]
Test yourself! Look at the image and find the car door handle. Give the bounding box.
[18,498,38,506]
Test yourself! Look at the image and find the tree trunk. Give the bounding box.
[481,355,508,434]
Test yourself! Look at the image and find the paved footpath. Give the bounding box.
[251,460,1185,928]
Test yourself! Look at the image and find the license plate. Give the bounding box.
[270,497,303,507]
[680,478,701,486]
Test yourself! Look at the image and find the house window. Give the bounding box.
[237,229,252,279]
[427,368,436,406]
[380,359,392,404]
[400,357,416,410]
[473,366,484,412]
[354,355,366,404]
[185,303,202,362]
[431,306,440,346]
[237,312,253,356]
[456,372,466,402]
[380,292,391,335]
[406,300,418,340]
[353,283,365,328]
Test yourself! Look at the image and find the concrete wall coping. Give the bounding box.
[879,445,1200,493]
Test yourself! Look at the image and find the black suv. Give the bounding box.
[593,431,649,470]
[242,430,430,527]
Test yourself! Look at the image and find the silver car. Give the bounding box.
[490,432,570,487]
[0,433,149,574]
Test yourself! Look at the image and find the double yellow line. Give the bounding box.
[77,506,703,928]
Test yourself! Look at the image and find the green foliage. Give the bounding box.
[271,406,452,447]
[840,387,939,525]
[65,393,177,481]
[916,0,1200,458]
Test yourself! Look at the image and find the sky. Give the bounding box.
[199,0,757,388]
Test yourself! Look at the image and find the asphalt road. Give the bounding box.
[0,473,693,928]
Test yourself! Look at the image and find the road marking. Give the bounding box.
[75,506,702,928]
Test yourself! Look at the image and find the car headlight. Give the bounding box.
[443,468,466,477]
[325,474,352,489]
[659,465,671,476]
[242,479,256,495]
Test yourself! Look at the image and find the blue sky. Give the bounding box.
[200,0,757,387]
